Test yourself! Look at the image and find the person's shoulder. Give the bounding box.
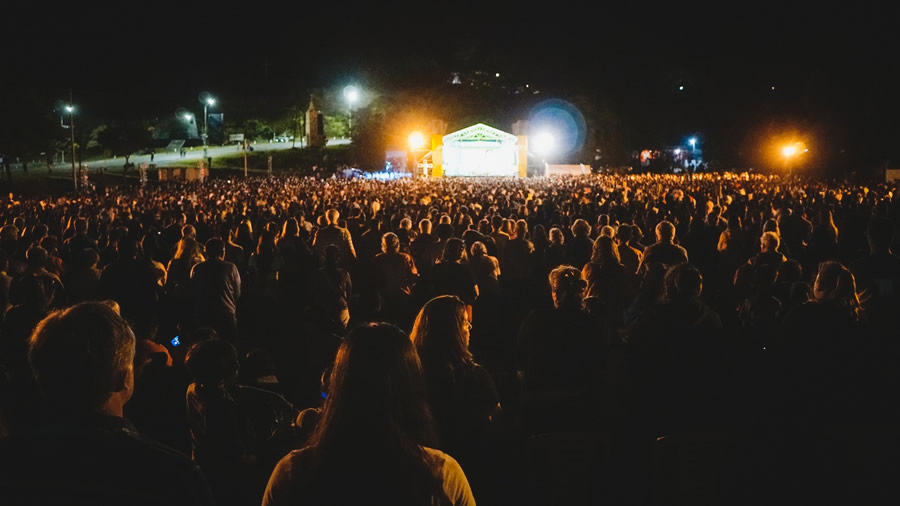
[276,445,316,472]
[422,446,457,468]
[422,447,475,506]
[191,259,210,271]
[123,425,197,468]
[421,446,467,483]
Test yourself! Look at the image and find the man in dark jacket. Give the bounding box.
[312,208,356,268]
[0,302,214,506]
[190,238,241,344]
[638,220,689,271]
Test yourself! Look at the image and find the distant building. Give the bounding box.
[305,97,326,148]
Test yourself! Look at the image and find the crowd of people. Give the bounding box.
[1,171,899,504]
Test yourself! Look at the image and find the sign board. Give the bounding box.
[229,133,245,142]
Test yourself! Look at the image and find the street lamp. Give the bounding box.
[65,104,77,190]
[782,145,797,178]
[343,85,359,140]
[199,92,216,158]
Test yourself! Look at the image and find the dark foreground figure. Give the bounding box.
[0,302,214,505]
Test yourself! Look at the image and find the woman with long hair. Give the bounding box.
[411,296,500,462]
[263,323,475,506]
[582,236,626,299]
[811,261,860,319]
[582,235,629,331]
[468,241,500,298]
[165,237,204,301]
[235,219,255,259]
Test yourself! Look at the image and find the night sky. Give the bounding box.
[3,1,899,168]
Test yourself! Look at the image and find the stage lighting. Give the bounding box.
[408,131,426,150]
[533,131,555,157]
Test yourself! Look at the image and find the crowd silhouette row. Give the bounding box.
[1,172,899,505]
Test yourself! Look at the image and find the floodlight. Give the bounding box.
[408,132,426,150]
[533,131,555,157]
[65,105,74,113]
[783,146,796,157]
[184,113,194,121]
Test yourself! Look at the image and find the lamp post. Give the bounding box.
[782,145,797,178]
[65,100,77,190]
[199,92,216,158]
[343,85,359,141]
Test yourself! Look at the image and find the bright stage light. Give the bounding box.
[782,145,796,157]
[408,131,426,150]
[65,105,75,113]
[184,113,194,121]
[689,137,697,147]
[674,148,681,155]
[533,131,555,156]
[529,99,587,156]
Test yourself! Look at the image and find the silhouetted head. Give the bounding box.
[655,221,676,243]
[411,295,473,373]
[185,338,239,388]
[664,263,703,301]
[548,265,586,309]
[29,302,136,415]
[441,238,466,263]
